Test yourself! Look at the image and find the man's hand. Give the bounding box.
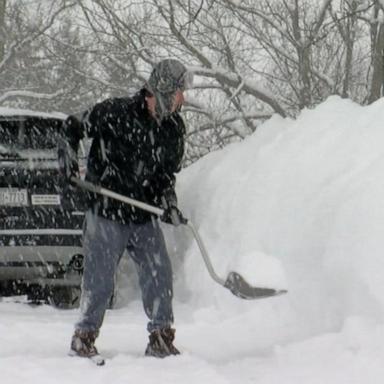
[161,206,187,226]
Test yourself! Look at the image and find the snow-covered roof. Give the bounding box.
[0,107,67,120]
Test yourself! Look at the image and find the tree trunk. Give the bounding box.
[298,45,312,108]
[368,6,384,104]
[292,0,312,108]
[341,1,357,98]
[0,0,6,62]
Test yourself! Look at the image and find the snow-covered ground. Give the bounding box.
[2,95,384,383]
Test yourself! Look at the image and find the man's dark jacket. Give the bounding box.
[64,89,185,224]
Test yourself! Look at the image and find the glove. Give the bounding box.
[57,140,79,184]
[161,206,187,226]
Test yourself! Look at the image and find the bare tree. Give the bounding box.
[2,0,383,163]
[61,0,383,161]
[65,0,287,162]
[367,0,384,103]
[335,1,359,98]
[221,0,338,111]
[0,0,76,109]
[329,0,384,104]
[0,0,5,62]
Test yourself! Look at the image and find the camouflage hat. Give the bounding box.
[145,59,192,120]
[146,59,193,94]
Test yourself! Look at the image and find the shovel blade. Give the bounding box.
[224,271,287,300]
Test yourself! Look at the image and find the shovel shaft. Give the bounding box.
[71,177,164,216]
[185,221,226,286]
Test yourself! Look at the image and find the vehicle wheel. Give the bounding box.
[26,284,45,303]
[48,286,81,309]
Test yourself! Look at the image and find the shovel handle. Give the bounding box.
[70,177,165,217]
[185,221,226,286]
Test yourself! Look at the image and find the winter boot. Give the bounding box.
[69,329,100,358]
[145,328,180,358]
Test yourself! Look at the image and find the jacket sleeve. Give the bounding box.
[82,101,109,139]
[157,116,186,208]
[159,174,178,208]
[59,101,108,158]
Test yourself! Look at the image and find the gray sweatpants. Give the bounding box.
[76,210,174,333]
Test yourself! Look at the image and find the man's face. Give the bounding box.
[146,88,186,120]
[170,89,185,113]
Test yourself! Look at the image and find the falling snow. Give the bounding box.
[2,96,384,382]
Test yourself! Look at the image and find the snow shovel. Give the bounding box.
[71,177,287,300]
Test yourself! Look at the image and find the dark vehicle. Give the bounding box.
[0,108,87,308]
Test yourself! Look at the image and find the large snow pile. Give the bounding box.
[175,95,384,343]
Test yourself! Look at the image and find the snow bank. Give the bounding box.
[175,95,384,341]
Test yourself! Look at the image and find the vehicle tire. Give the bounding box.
[48,286,81,309]
[27,287,45,305]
